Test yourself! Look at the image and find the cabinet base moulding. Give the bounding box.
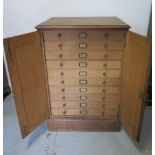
[48,118,120,131]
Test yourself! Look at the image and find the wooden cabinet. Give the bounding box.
[4,17,151,142]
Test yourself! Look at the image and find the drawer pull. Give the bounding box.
[58,33,62,38]
[79,79,87,84]
[80,96,87,100]
[79,62,87,67]
[102,112,105,116]
[79,53,87,58]
[104,54,108,59]
[60,62,63,67]
[63,111,67,115]
[60,72,64,76]
[80,103,87,107]
[104,33,109,38]
[79,71,87,76]
[61,80,64,84]
[63,103,66,107]
[80,88,87,92]
[80,110,87,115]
[103,63,107,67]
[102,104,105,107]
[59,54,63,58]
[103,72,107,76]
[62,96,65,100]
[104,44,108,48]
[58,43,63,48]
[102,89,106,93]
[79,43,87,49]
[102,96,106,100]
[61,88,65,92]
[102,81,106,85]
[79,32,87,38]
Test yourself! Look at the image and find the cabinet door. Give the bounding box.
[120,31,151,141]
[4,32,49,138]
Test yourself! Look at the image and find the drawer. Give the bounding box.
[49,86,120,94]
[47,69,121,78]
[47,60,121,69]
[43,30,124,41]
[50,93,118,101]
[51,101,119,109]
[45,40,124,51]
[45,51,122,60]
[52,108,118,118]
[48,78,120,86]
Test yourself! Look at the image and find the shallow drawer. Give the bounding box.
[52,108,118,118]
[51,101,119,109]
[47,69,121,78]
[43,30,124,41]
[45,40,124,51]
[49,86,120,94]
[50,93,118,102]
[46,60,121,69]
[48,78,120,86]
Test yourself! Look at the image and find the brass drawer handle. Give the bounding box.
[79,53,87,58]
[79,71,87,76]
[79,62,87,67]
[79,79,87,84]
[80,96,87,100]
[58,33,62,38]
[61,88,65,92]
[79,43,87,49]
[61,80,64,84]
[103,72,107,76]
[80,103,87,107]
[79,32,87,38]
[80,110,87,115]
[60,62,63,67]
[80,88,87,92]
[60,72,64,76]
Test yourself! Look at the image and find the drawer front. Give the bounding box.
[45,40,124,51]
[47,69,121,78]
[51,101,118,109]
[50,93,118,102]
[45,51,122,60]
[44,30,124,41]
[48,78,120,86]
[49,86,120,94]
[47,60,121,69]
[52,108,118,118]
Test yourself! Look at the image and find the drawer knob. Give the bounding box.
[61,88,65,92]
[58,33,62,38]
[102,81,106,85]
[103,63,107,67]
[62,96,65,100]
[102,104,105,107]
[104,44,108,48]
[102,96,106,100]
[63,103,66,107]
[104,33,109,37]
[58,44,63,48]
[102,112,105,116]
[63,111,66,115]
[102,89,106,93]
[60,72,64,76]
[60,62,63,67]
[61,80,64,84]
[104,54,108,59]
[59,54,63,58]
[103,72,107,76]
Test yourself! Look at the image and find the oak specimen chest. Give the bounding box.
[4,17,151,142]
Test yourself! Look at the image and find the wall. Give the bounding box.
[4,0,152,37]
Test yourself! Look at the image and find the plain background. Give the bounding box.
[3,0,152,37]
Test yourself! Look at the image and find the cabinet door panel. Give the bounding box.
[4,32,49,138]
[120,31,151,141]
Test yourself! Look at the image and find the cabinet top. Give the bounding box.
[36,17,130,30]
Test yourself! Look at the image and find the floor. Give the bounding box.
[4,94,152,155]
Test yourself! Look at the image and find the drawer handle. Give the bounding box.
[79,53,87,58]
[102,81,106,85]
[102,89,106,93]
[79,32,87,38]
[60,72,64,76]
[80,96,87,100]
[102,112,105,116]
[79,62,87,67]
[80,110,87,115]
[102,96,106,100]
[60,62,63,67]
[102,104,105,107]
[63,103,66,107]
[103,72,107,76]
[58,33,62,38]
[58,43,63,48]
[61,80,64,84]
[59,54,63,58]
[62,96,65,100]
[79,43,87,49]
[61,88,65,92]
[104,33,109,38]
[104,44,108,48]
[63,111,67,115]
[80,103,87,107]
[79,79,87,84]
[103,63,107,67]
[79,71,87,76]
[80,88,87,92]
[104,54,108,59]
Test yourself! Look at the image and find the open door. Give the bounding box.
[4,32,49,138]
[120,31,151,141]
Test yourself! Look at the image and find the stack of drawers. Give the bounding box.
[44,29,124,118]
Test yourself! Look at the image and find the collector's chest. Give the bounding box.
[5,17,151,141]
